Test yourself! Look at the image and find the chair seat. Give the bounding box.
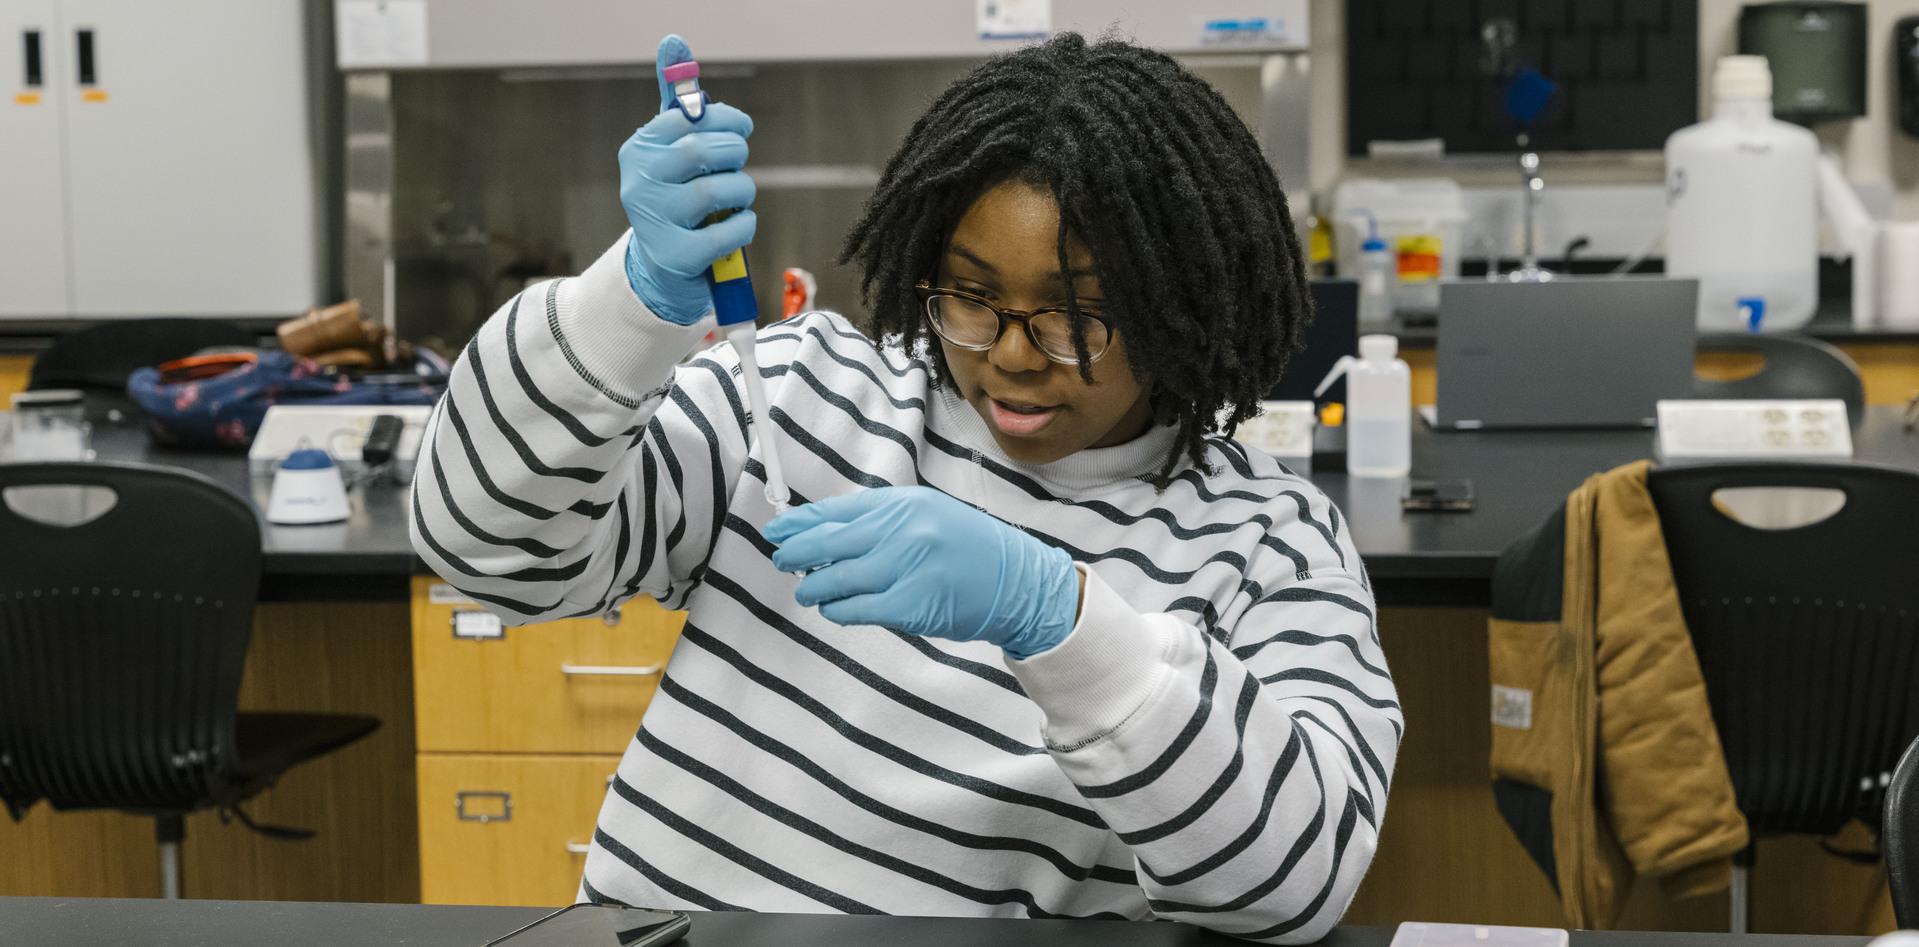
[230,712,381,800]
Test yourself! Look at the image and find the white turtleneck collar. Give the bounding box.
[929,383,1182,493]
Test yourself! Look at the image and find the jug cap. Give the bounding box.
[1714,55,1772,101]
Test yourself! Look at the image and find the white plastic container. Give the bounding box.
[1879,221,1919,329]
[1356,216,1397,328]
[1334,178,1469,315]
[1316,334,1411,478]
[1664,56,1819,333]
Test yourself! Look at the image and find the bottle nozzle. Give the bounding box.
[1355,209,1385,252]
[1313,355,1356,399]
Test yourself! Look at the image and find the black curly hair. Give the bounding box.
[840,32,1312,488]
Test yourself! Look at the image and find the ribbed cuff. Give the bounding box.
[1006,565,1178,750]
[553,232,712,404]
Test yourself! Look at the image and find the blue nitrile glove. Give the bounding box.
[617,34,757,325]
[764,487,1081,659]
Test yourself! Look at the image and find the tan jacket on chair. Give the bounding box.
[1488,460,1749,928]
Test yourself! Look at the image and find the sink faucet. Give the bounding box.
[1508,151,1554,282]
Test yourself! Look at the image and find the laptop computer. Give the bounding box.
[1434,278,1699,430]
[1268,280,1359,403]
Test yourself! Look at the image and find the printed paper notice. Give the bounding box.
[1195,1,1310,50]
[978,0,1050,40]
[336,0,428,69]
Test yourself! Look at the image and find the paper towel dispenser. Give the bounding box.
[1739,1,1867,125]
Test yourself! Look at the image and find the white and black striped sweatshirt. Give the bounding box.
[411,234,1400,943]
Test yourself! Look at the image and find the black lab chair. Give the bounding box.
[1889,734,1919,928]
[27,318,255,425]
[0,461,378,898]
[1693,333,1867,430]
[1647,462,1919,933]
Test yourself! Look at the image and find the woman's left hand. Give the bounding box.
[764,486,1080,658]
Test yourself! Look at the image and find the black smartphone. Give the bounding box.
[483,903,691,947]
[1401,478,1474,512]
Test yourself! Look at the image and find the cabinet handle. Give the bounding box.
[559,663,661,676]
[22,30,42,87]
[74,28,94,86]
[565,841,591,854]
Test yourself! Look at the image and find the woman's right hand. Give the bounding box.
[618,34,757,326]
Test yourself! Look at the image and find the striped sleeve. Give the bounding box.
[1008,491,1398,942]
[409,233,742,624]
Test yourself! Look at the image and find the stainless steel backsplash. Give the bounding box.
[385,57,1273,355]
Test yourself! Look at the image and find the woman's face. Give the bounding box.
[933,179,1154,466]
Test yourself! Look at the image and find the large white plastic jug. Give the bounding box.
[1665,56,1818,333]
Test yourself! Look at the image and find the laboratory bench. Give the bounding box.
[0,897,1885,947]
[2,410,1914,933]
[1383,301,1919,349]
[64,405,1919,606]
[20,898,1918,947]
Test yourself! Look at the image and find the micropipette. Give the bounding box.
[663,59,793,512]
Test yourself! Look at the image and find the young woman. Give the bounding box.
[412,32,1399,943]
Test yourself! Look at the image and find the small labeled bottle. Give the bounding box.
[1354,211,1396,327]
[1315,334,1410,478]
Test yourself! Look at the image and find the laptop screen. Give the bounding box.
[1435,278,1699,429]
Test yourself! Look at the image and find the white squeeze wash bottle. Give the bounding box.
[1316,334,1411,478]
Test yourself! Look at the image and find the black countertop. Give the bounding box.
[1318,406,1919,605]
[1386,301,1919,350]
[0,897,1879,947]
[79,407,1919,607]
[87,421,421,602]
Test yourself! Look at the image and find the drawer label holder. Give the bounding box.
[451,609,504,640]
[455,790,512,823]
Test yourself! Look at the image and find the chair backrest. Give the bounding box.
[0,461,261,817]
[1647,463,1919,838]
[27,318,255,423]
[1692,333,1867,429]
[27,318,255,392]
[1889,734,1919,929]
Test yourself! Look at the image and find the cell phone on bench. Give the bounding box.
[483,903,691,947]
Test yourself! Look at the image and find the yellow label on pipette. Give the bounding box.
[711,249,747,283]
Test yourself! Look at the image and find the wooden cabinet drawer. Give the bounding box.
[417,752,619,907]
[411,577,685,754]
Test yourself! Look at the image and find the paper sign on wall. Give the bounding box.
[336,0,428,69]
[978,0,1050,40]
[1195,1,1310,50]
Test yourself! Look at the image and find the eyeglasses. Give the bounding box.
[914,282,1114,366]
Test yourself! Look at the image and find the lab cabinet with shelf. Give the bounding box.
[0,0,318,319]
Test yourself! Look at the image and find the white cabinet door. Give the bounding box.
[58,0,315,317]
[0,0,72,317]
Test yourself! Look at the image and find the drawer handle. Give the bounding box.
[566,841,591,854]
[560,662,661,676]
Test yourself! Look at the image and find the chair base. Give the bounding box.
[156,814,184,900]
[1729,864,1748,934]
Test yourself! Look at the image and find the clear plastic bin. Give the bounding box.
[1333,178,1468,315]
